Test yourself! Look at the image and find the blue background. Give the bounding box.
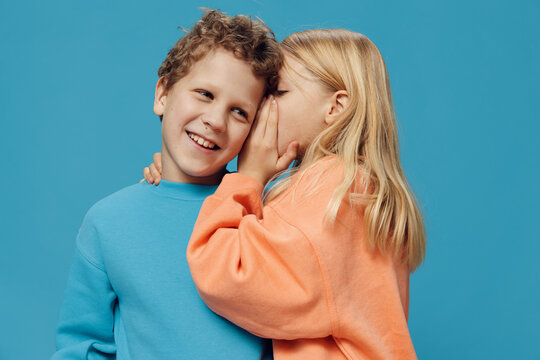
[1,0,539,359]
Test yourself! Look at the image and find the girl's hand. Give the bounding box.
[238,96,299,185]
[142,152,163,185]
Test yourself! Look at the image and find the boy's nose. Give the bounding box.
[201,111,227,132]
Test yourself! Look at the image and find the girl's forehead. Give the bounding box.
[280,55,315,84]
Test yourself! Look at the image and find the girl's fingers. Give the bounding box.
[252,97,270,139]
[143,167,154,184]
[276,141,299,171]
[149,163,160,178]
[149,163,161,185]
[262,95,274,138]
[266,96,278,143]
[153,152,162,173]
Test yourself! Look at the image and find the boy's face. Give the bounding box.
[154,48,265,185]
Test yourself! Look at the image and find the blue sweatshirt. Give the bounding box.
[53,180,269,359]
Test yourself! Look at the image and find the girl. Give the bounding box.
[145,29,425,359]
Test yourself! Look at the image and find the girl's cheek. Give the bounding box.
[276,131,291,157]
[276,122,287,155]
[276,106,294,156]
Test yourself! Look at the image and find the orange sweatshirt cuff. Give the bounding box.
[216,173,265,199]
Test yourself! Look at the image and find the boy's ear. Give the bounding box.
[153,77,167,116]
[325,90,349,126]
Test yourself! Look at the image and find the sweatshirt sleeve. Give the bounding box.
[52,214,117,359]
[187,173,334,340]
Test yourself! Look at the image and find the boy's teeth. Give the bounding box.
[188,132,216,149]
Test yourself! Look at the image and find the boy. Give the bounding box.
[52,10,281,359]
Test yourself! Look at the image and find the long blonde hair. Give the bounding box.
[266,29,426,271]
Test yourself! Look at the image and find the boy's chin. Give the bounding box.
[186,165,228,177]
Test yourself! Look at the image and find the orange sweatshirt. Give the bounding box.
[187,158,417,359]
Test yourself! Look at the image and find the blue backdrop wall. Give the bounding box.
[1,0,539,359]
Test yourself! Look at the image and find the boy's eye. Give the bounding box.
[232,108,248,119]
[275,90,288,97]
[196,89,214,100]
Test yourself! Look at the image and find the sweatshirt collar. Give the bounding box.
[146,179,218,200]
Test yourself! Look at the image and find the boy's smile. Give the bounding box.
[154,48,266,185]
[187,132,218,150]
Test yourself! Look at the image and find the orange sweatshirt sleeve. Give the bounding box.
[188,160,416,359]
[187,173,335,340]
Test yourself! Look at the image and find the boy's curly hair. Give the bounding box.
[158,9,282,95]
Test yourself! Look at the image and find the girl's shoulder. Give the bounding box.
[293,156,343,184]
[292,156,367,191]
[268,156,368,210]
[287,156,371,205]
[286,157,346,201]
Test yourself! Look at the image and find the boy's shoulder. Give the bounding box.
[83,182,152,226]
[90,181,146,209]
[75,182,151,263]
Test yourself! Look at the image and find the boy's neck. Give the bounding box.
[161,164,227,186]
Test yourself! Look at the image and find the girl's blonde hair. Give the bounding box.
[267,29,425,271]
